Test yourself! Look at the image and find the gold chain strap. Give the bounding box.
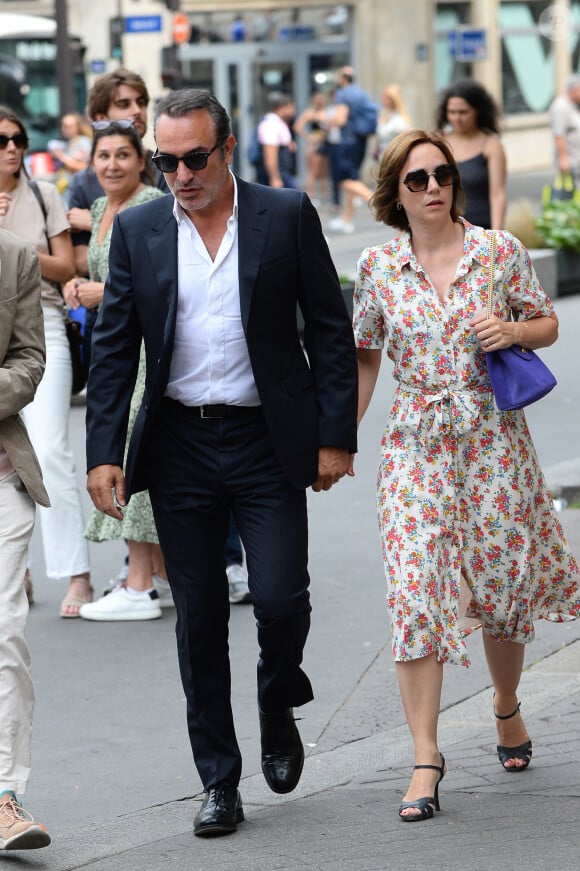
[486,230,496,320]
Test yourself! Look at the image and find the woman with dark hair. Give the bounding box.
[353,129,579,822]
[63,120,172,622]
[64,120,156,359]
[436,78,506,229]
[0,105,93,616]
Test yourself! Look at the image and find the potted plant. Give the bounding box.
[535,198,580,296]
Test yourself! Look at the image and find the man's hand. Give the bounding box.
[76,280,104,310]
[87,464,126,520]
[558,152,571,174]
[67,207,92,233]
[311,446,351,492]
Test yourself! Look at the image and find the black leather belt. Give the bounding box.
[163,398,262,419]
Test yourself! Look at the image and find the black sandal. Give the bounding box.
[494,700,532,772]
[398,754,446,822]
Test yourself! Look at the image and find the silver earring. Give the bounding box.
[396,203,402,211]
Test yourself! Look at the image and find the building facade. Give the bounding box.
[4,1,580,173]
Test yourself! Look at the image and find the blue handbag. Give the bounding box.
[485,232,557,411]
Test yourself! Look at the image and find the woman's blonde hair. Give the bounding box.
[381,84,411,126]
[63,112,92,139]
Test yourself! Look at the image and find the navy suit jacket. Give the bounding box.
[86,177,358,494]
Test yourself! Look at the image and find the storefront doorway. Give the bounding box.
[166,37,350,179]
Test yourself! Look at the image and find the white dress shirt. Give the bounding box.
[165,174,260,407]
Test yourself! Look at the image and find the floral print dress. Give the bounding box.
[353,221,580,667]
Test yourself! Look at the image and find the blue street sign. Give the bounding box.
[448,28,487,62]
[124,16,163,35]
[90,60,106,74]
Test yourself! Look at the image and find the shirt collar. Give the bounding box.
[398,217,488,270]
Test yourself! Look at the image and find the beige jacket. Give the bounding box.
[0,229,49,506]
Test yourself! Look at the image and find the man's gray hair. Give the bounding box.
[153,89,231,142]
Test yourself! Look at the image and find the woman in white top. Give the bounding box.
[374,84,411,163]
[0,105,93,617]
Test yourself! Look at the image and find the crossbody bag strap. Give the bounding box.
[27,179,68,304]
[486,230,496,320]
[27,179,52,255]
[28,179,47,221]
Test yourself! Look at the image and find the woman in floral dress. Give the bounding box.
[63,121,170,621]
[353,129,579,822]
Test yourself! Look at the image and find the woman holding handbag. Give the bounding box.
[352,129,579,822]
[63,120,170,622]
[0,105,93,616]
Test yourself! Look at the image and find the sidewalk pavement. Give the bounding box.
[41,508,580,870]
[35,176,579,869]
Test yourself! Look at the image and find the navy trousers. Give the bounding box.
[225,514,243,566]
[147,399,313,789]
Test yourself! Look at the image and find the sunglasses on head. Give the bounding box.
[402,163,457,192]
[92,119,135,132]
[151,141,222,174]
[0,133,28,150]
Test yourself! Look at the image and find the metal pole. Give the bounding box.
[55,0,75,114]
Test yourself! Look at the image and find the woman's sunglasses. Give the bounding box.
[402,164,457,192]
[92,119,135,132]
[0,133,28,150]
[151,142,222,174]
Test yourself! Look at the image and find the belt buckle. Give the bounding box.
[200,405,222,419]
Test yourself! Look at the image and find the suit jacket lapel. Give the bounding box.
[236,178,269,329]
[147,199,179,347]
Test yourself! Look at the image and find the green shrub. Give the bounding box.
[536,198,580,253]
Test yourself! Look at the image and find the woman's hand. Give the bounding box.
[76,280,104,311]
[0,192,12,217]
[470,312,516,351]
[471,310,559,351]
[62,277,82,309]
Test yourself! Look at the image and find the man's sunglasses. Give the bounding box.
[92,119,135,132]
[402,164,457,192]
[151,141,222,174]
[0,133,28,150]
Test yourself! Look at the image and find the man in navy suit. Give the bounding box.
[86,89,357,837]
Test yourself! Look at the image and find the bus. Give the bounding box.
[0,13,86,154]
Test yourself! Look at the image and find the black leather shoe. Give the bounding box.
[193,784,244,837]
[259,707,305,794]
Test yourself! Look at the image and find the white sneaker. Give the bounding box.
[226,563,251,604]
[79,586,162,621]
[102,562,129,597]
[153,574,175,608]
[327,217,355,234]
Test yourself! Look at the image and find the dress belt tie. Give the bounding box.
[397,382,492,437]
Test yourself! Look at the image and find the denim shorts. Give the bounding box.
[335,138,368,182]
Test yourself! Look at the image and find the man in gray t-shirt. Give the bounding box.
[550,75,580,182]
